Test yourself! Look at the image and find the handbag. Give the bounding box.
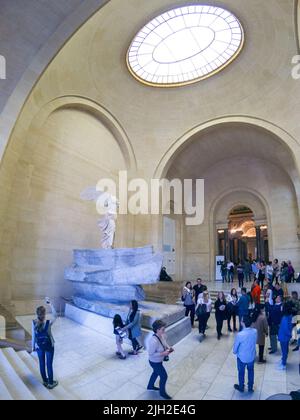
[196,304,207,317]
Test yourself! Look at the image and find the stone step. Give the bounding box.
[1,348,56,400]
[0,377,13,400]
[0,349,36,400]
[18,351,76,400]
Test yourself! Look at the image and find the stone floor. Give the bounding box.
[17,313,300,401]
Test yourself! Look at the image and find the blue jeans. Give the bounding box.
[148,361,168,397]
[37,347,54,385]
[237,358,254,391]
[280,341,289,366]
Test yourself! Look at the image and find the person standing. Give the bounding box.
[221,262,228,284]
[233,316,257,393]
[147,320,174,400]
[215,292,227,340]
[257,261,266,289]
[122,300,143,355]
[238,288,249,331]
[237,261,245,289]
[277,302,293,370]
[193,278,205,306]
[251,260,258,282]
[113,314,126,360]
[266,262,274,284]
[32,299,58,389]
[251,280,261,306]
[196,291,212,336]
[252,306,268,364]
[287,261,295,283]
[227,261,234,283]
[244,259,251,283]
[272,259,280,283]
[227,288,239,332]
[291,291,300,349]
[268,295,283,354]
[182,282,195,327]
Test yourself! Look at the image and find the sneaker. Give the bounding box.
[147,386,160,391]
[248,388,254,393]
[258,360,267,364]
[269,351,276,354]
[234,384,244,393]
[43,381,49,388]
[292,346,299,352]
[116,351,121,356]
[47,380,58,389]
[118,354,126,360]
[276,364,286,371]
[136,345,143,352]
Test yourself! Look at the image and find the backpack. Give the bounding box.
[35,320,52,351]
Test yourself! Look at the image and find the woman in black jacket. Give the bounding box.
[215,292,227,340]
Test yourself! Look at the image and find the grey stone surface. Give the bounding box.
[73,246,155,267]
[71,298,186,329]
[72,283,145,302]
[65,246,163,286]
[65,303,191,346]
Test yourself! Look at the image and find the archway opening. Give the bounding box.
[217,205,269,264]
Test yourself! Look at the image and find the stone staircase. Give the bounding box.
[0,347,76,400]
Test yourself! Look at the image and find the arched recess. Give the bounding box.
[209,188,272,277]
[28,96,137,173]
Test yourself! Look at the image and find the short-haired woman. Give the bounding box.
[32,298,58,389]
[147,320,174,400]
[122,300,143,355]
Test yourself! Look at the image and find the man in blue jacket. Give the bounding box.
[268,296,283,354]
[277,302,293,370]
[238,288,249,331]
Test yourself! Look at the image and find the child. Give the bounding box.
[113,314,126,360]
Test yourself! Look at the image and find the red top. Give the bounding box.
[251,285,261,304]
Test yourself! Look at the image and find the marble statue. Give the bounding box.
[80,186,118,249]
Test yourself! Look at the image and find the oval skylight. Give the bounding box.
[127,5,244,87]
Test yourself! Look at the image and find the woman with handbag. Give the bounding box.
[215,292,228,340]
[147,320,174,400]
[122,300,143,355]
[196,291,212,336]
[182,282,195,327]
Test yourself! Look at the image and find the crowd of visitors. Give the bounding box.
[30,259,299,400]
[220,259,299,286]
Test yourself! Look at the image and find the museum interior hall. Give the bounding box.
[0,0,300,401]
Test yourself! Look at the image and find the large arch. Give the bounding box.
[152,118,300,281]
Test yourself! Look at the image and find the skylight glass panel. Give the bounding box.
[127,4,244,87]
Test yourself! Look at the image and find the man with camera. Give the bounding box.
[147,320,174,400]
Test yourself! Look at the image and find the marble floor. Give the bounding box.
[17,314,300,401]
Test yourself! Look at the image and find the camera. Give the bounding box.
[163,355,169,362]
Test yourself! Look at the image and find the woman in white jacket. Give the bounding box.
[196,291,212,336]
